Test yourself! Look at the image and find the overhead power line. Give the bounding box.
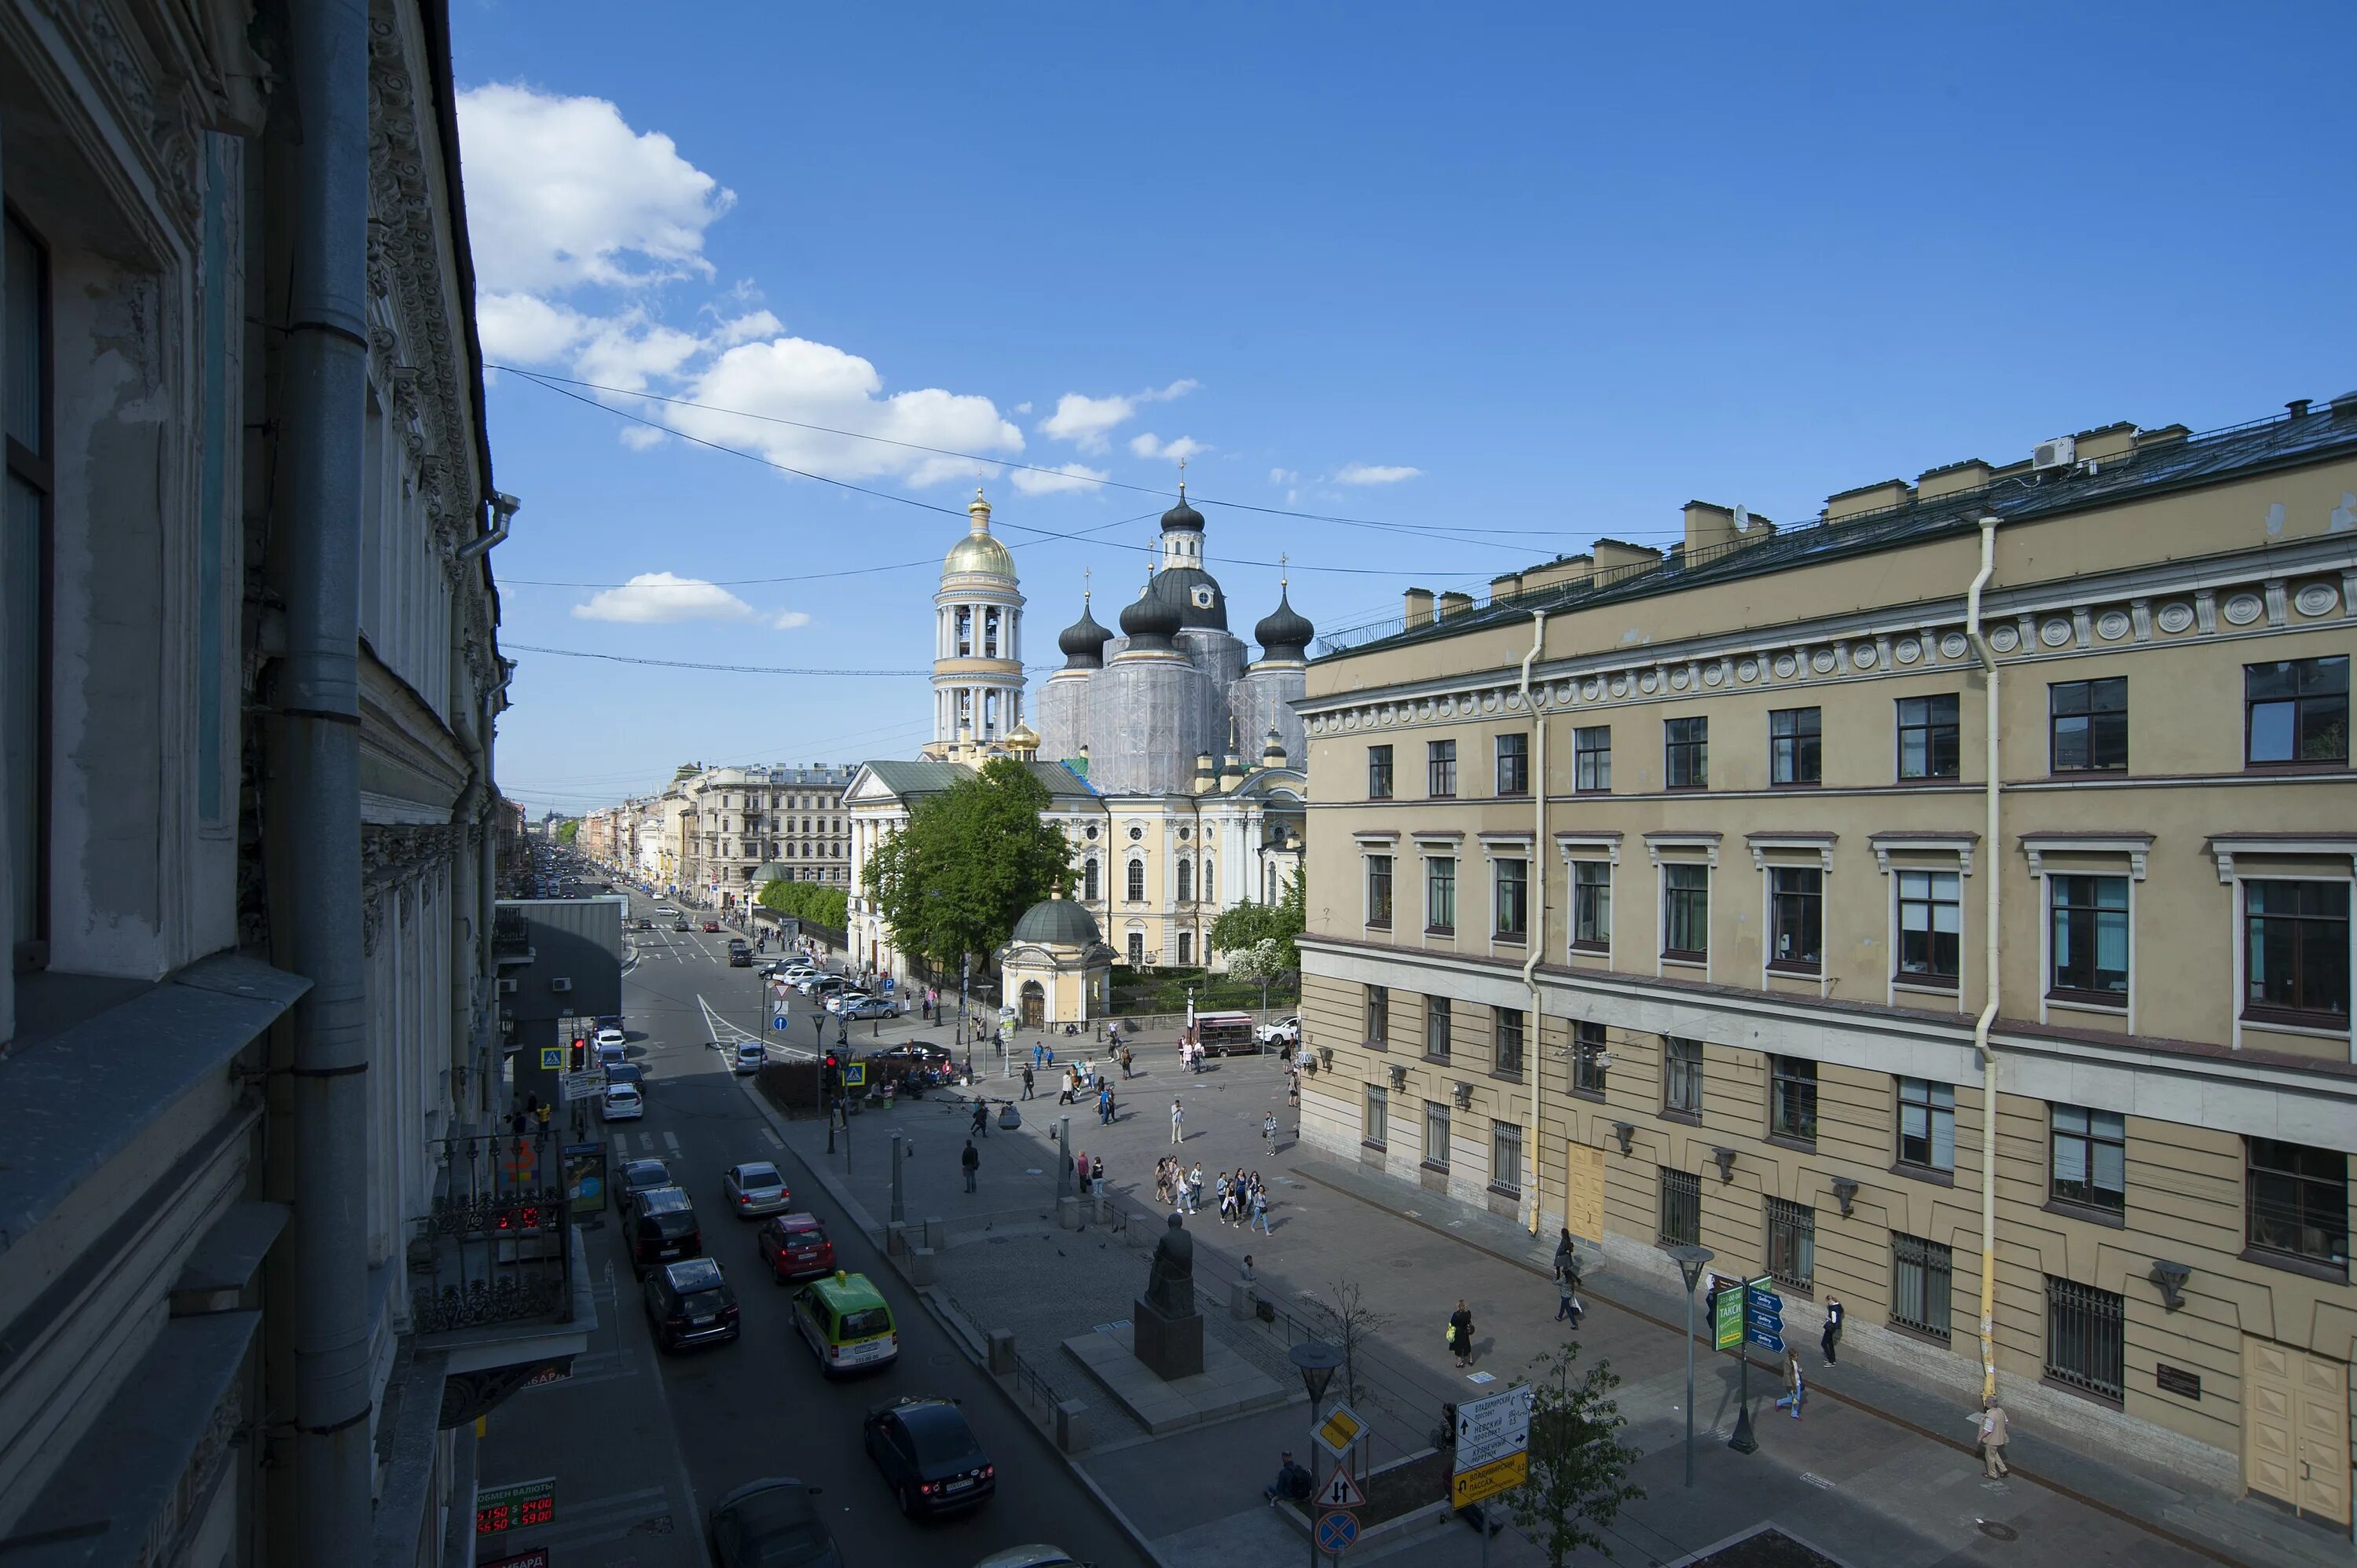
[504,643,942,676]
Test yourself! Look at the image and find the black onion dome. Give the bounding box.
[1145,566,1227,631]
[1254,585,1315,659]
[1057,599,1112,668]
[1159,484,1204,533]
[1118,584,1182,649]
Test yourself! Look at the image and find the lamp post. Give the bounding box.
[1668,1244,1714,1488]
[1288,1339,1343,1568]
[959,951,973,1083]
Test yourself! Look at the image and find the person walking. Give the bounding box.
[1821,1297,1844,1365]
[1552,1227,1576,1277]
[1187,1162,1205,1214]
[1098,1085,1114,1126]
[961,1139,980,1193]
[1171,1097,1185,1145]
[971,1097,989,1138]
[1021,1063,1036,1101]
[1449,1299,1475,1368]
[1263,1111,1278,1145]
[533,1097,552,1140]
[1555,1263,1581,1325]
[1120,1043,1135,1079]
[1251,1181,1273,1236]
[1216,1171,1234,1224]
[1974,1397,2011,1478]
[1773,1348,1805,1420]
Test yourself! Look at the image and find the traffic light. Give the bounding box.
[569,1037,586,1072]
[822,1052,841,1094]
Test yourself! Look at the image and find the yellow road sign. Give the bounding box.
[1314,1402,1364,1456]
[1450,1452,1527,1508]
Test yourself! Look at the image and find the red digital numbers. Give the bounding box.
[476,1503,512,1535]
[518,1495,555,1527]
[476,1483,555,1536]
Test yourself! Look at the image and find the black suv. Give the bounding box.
[643,1257,742,1352]
[628,1185,704,1277]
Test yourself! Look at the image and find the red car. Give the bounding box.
[702,919,722,933]
[757,1213,837,1283]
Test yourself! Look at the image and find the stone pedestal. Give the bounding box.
[1131,1295,1204,1380]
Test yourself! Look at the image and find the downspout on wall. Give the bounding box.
[1518,611,1547,1233]
[1963,515,2003,1401]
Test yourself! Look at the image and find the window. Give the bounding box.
[1126,859,1146,903]
[1571,861,1611,951]
[2050,678,2128,772]
[2048,874,2128,1002]
[1664,716,1708,789]
[1659,1167,1701,1247]
[1177,931,1193,965]
[7,212,53,965]
[1424,995,1452,1061]
[1897,694,1961,780]
[1494,1007,1524,1075]
[2243,880,2350,1026]
[1494,857,1528,941]
[1768,867,1823,974]
[1365,855,1394,928]
[2245,1139,2348,1269]
[1897,1078,1956,1173]
[1769,1057,1817,1144]
[1176,859,1193,903]
[1662,864,1709,960]
[1367,744,1394,800]
[1126,932,1145,965]
[1765,1197,1816,1292]
[2245,657,2348,766]
[1769,707,1822,786]
[1890,1233,1952,1341]
[1083,858,1099,901]
[2049,1105,2125,1213]
[1427,740,1457,798]
[1490,1122,1523,1193]
[1365,984,1390,1047]
[1663,1036,1703,1116]
[1897,870,1962,987]
[1364,1085,1388,1148]
[1426,855,1457,933]
[1572,1021,1607,1097]
[2045,1277,2124,1401]
[1494,732,1529,796]
[1423,1101,1451,1169]
[1573,726,1612,792]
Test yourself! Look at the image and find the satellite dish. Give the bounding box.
[1732,504,1750,531]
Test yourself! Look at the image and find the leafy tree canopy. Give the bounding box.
[1207,869,1305,971]
[554,819,580,845]
[757,879,849,929]
[1504,1341,1645,1567]
[867,757,1070,969]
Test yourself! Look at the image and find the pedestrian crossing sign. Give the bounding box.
[843,1062,866,1088]
[538,1046,563,1070]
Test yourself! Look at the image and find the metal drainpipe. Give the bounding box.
[1518,610,1548,1233]
[1963,515,2003,1401]
[271,0,373,1557]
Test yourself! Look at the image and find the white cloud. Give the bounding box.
[1138,379,1200,403]
[574,313,704,390]
[1038,392,1135,452]
[456,83,735,294]
[618,424,668,450]
[708,309,785,348]
[570,572,753,624]
[1334,463,1424,485]
[1011,462,1109,496]
[1012,401,1033,416]
[1269,467,1299,485]
[477,291,590,361]
[1130,433,1207,462]
[772,610,812,630]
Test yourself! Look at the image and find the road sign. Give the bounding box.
[1713,1280,1745,1351]
[772,1014,790,1031]
[1450,1452,1528,1508]
[1316,1510,1359,1552]
[1744,1281,1785,1354]
[1453,1383,1534,1472]
[1313,1401,1364,1458]
[1316,1464,1366,1511]
[842,1061,867,1088]
[537,1046,563,1070]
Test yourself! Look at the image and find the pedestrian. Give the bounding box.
[1449,1299,1475,1368]
[1241,1254,1255,1284]
[1076,1150,1090,1196]
[1552,1226,1575,1277]
[992,1025,1005,1059]
[1286,1069,1300,1110]
[1120,1043,1134,1079]
[1263,1111,1277,1145]
[1021,1063,1036,1101]
[1105,1088,1118,1123]
[962,1138,979,1193]
[1263,1450,1310,1505]
[1821,1297,1844,1366]
[1251,1182,1272,1235]
[1555,1264,1580,1324]
[1033,1041,1045,1071]
[1091,1153,1104,1191]
[971,1097,988,1138]
[533,1098,552,1139]
[1974,1397,2011,1478]
[1098,1086,1113,1125]
[1171,1097,1185,1145]
[1216,1171,1234,1222]
[1187,1162,1204,1214]
[1774,1348,1805,1419]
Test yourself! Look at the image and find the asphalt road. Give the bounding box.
[603,887,1152,1568]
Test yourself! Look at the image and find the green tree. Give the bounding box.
[1503,1342,1645,1566]
[757,879,849,929]
[554,819,580,846]
[1208,867,1306,972]
[867,757,1070,969]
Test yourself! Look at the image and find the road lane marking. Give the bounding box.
[663,1130,682,1156]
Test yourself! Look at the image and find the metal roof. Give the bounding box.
[856,757,1101,804]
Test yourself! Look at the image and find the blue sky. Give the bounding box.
[449,2,2357,816]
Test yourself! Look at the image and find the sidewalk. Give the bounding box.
[753,1033,2348,1568]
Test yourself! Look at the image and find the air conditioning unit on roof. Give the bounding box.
[2032,435,2077,472]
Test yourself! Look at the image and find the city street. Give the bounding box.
[474,889,1149,1568]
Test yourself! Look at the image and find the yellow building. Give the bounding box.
[1294,397,2355,1521]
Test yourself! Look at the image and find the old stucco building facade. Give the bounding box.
[1294,400,2355,1525]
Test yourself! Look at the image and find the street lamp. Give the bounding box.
[1288,1339,1343,1568]
[1667,1244,1714,1488]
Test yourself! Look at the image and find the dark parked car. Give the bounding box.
[643,1257,741,1352]
[628,1186,703,1277]
[861,1397,995,1517]
[619,1158,673,1211]
[607,1062,647,1094]
[707,1478,841,1568]
[757,1213,837,1283]
[674,917,691,932]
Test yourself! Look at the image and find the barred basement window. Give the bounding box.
[1890,1233,1952,1341]
[2045,1277,2124,1401]
[1490,1122,1523,1194]
[1658,1167,1700,1247]
[1765,1197,1816,1292]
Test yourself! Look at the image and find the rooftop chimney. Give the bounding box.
[2287,398,2313,419]
[1437,591,1475,620]
[1404,588,1435,628]
[1490,573,1523,603]
[1824,478,1912,524]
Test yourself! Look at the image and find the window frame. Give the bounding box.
[1894,867,1963,990]
[2048,1104,2126,1215]
[1424,995,1452,1062]
[1366,744,1395,800]
[1661,863,1710,962]
[2241,878,2352,1029]
[5,207,56,970]
[1570,859,1612,954]
[1662,1035,1703,1118]
[1364,984,1389,1049]
[1766,866,1824,976]
[1493,1006,1524,1076]
[1896,1077,1956,1174]
[2244,1137,2348,1273]
[1490,1120,1523,1194]
[1125,858,1146,903]
[1365,853,1394,929]
[1427,739,1457,799]
[2047,873,2130,1006]
[1425,855,1457,936]
[2243,656,2349,768]
[1494,731,1529,797]
[1896,694,1962,781]
[1572,725,1612,793]
[1769,706,1822,787]
[1663,716,1709,791]
[1492,855,1528,943]
[2049,677,2128,774]
[1658,1166,1701,1248]
[1765,1196,1816,1294]
[1422,1100,1451,1171]
[1363,1083,1388,1149]
[1769,1055,1817,1145]
[2044,1277,2124,1403]
[1571,1020,1607,1099]
[1890,1233,1952,1342]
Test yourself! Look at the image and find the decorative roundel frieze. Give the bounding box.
[1940,632,1969,660]
[1894,638,1922,665]
[1737,658,1761,682]
[2156,600,2195,634]
[1853,643,1877,669]
[1811,649,1837,674]
[1989,624,2020,653]
[2040,617,2073,647]
[1703,664,1725,687]
[1483,693,1501,713]
[1420,699,1436,720]
[1609,675,1630,698]
[2293,582,2340,617]
[1670,668,1691,691]
[1506,691,1524,710]
[1555,682,1574,703]
[1772,653,1797,679]
[1582,679,1602,701]
[2222,592,2264,627]
[1639,672,1659,694]
[1380,703,1396,726]
[1342,711,1357,731]
[2095,610,2131,641]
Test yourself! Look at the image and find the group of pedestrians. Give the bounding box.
[1215,1167,1274,1233]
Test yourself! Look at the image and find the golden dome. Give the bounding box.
[943,488,1016,580]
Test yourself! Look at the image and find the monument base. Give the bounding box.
[1131,1294,1204,1380]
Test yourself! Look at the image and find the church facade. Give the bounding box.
[847,489,1310,987]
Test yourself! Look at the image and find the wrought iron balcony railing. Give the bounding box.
[406,1132,574,1336]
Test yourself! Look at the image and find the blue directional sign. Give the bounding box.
[1316,1511,1359,1552]
[772,1015,790,1031]
[1743,1281,1785,1353]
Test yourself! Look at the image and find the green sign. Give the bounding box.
[1713,1279,1744,1352]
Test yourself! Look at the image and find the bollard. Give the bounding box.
[1094,1193,1113,1225]
[987,1329,1016,1375]
[1057,1196,1080,1231]
[1230,1280,1252,1319]
[1054,1399,1088,1454]
[907,1245,935,1285]
[923,1216,947,1251]
[886,1220,907,1258]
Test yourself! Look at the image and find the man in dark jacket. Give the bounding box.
[1821,1297,1844,1365]
[962,1140,979,1192]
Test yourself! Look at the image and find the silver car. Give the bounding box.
[722,1161,792,1218]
